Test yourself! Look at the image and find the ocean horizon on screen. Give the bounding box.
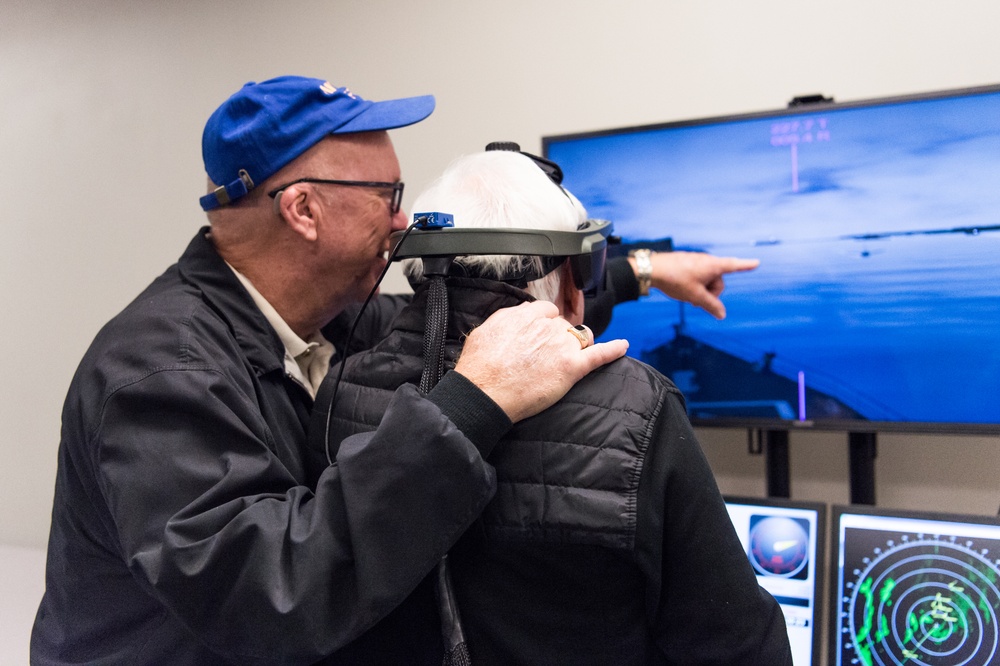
[553,90,1000,426]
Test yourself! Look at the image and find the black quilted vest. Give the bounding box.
[320,277,673,551]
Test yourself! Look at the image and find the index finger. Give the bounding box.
[576,338,629,375]
[718,257,761,274]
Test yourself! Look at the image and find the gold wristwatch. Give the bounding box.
[629,248,653,296]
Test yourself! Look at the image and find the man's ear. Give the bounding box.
[559,261,585,326]
[274,184,319,242]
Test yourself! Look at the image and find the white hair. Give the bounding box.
[405,150,587,302]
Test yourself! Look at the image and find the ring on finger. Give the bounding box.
[567,324,591,349]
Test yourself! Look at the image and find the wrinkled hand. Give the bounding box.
[453,301,629,423]
[639,251,760,319]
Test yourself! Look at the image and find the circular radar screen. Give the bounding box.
[839,529,1000,666]
[748,515,811,579]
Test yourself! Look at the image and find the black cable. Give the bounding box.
[418,276,449,393]
[322,218,424,466]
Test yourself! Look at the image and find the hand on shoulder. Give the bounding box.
[454,301,628,422]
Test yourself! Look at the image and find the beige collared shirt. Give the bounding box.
[227,265,335,399]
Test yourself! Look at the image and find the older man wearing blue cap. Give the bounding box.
[32,75,759,664]
[31,75,630,665]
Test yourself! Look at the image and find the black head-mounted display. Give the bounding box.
[389,139,615,293]
[389,214,614,294]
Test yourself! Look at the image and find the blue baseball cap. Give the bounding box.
[200,76,435,211]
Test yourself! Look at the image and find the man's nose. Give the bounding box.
[391,207,409,232]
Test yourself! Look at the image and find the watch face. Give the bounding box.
[748,515,811,579]
[628,249,653,295]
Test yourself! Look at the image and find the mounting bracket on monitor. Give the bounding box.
[849,432,877,505]
[787,93,835,107]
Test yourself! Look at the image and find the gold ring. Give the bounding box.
[567,325,590,349]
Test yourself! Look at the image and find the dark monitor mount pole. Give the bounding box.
[748,429,791,499]
[765,430,790,498]
[849,432,877,505]
[749,428,877,504]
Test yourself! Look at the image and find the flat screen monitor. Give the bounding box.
[543,84,1000,434]
[830,505,1000,666]
[724,496,826,666]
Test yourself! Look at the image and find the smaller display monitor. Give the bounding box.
[725,496,826,666]
[830,505,1000,666]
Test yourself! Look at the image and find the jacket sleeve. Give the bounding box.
[94,366,504,665]
[635,388,793,665]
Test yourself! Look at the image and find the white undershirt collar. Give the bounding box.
[226,264,334,399]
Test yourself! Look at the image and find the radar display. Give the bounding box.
[835,523,1000,666]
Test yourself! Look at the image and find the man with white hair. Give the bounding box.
[319,148,793,664]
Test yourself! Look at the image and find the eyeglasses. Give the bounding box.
[267,178,405,215]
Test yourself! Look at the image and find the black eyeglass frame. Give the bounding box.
[267,178,404,215]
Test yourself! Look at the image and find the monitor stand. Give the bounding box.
[764,429,790,499]
[848,431,877,505]
[754,428,877,504]
[748,429,791,498]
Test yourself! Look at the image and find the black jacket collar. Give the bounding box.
[175,227,286,377]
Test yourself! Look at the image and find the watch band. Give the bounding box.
[629,248,653,296]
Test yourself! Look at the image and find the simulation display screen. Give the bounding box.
[544,85,1000,433]
[830,507,1000,666]
[725,497,825,666]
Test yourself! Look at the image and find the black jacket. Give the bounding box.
[31,229,513,665]
[322,277,793,665]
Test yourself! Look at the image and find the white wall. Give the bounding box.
[2,0,999,660]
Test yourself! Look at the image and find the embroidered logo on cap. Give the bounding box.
[319,81,358,99]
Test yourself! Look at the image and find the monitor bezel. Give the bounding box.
[724,495,828,666]
[542,83,1000,152]
[827,503,1000,666]
[543,83,1000,436]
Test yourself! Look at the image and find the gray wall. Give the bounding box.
[3,0,999,554]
